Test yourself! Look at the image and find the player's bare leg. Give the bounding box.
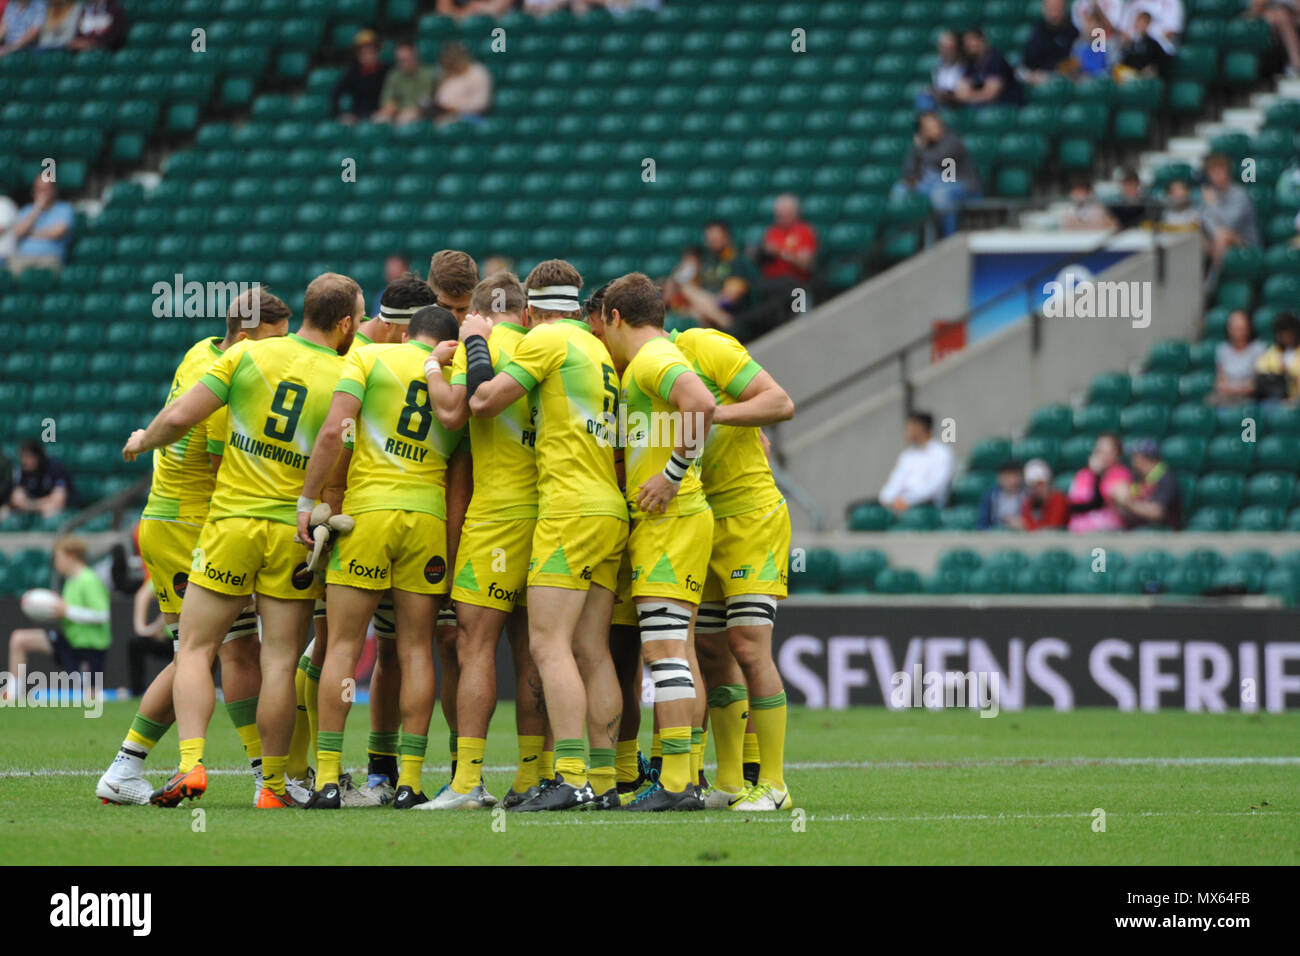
[393,589,437,809]
[435,620,459,780]
[511,585,594,810]
[152,585,246,805]
[501,607,547,805]
[727,599,790,811]
[573,584,621,805]
[694,628,749,803]
[429,601,504,808]
[306,584,382,808]
[626,598,701,811]
[610,622,647,800]
[254,594,314,805]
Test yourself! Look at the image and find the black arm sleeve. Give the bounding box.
[464,335,494,399]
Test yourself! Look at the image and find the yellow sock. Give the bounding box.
[178,737,205,774]
[316,730,344,787]
[651,731,662,759]
[514,735,544,792]
[236,723,262,763]
[287,657,311,778]
[660,727,691,793]
[708,686,748,792]
[451,736,485,794]
[750,692,787,789]
[743,731,761,766]
[615,739,639,785]
[553,738,587,788]
[304,663,321,759]
[398,754,423,791]
[589,747,616,796]
[398,732,427,791]
[263,754,287,795]
[539,749,555,780]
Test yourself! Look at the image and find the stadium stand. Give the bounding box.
[1,0,1299,614]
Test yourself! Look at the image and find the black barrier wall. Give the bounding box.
[3,598,1298,710]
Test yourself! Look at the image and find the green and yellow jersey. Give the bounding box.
[142,336,228,523]
[671,328,784,519]
[450,321,538,521]
[500,318,626,521]
[621,335,710,521]
[199,333,344,524]
[335,341,465,518]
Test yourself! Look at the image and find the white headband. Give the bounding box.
[527,285,580,311]
[379,304,419,324]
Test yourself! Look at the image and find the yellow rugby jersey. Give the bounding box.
[336,341,465,518]
[671,328,784,519]
[143,336,228,522]
[450,321,538,521]
[621,336,710,521]
[499,318,626,520]
[199,333,344,524]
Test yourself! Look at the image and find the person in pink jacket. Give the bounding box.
[1067,432,1132,532]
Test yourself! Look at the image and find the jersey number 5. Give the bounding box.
[264,381,307,441]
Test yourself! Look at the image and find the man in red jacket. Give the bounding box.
[1021,459,1069,530]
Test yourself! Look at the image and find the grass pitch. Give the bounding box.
[1,702,1296,865]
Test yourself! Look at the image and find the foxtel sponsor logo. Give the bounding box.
[50,886,151,936]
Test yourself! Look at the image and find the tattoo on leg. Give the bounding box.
[528,675,546,716]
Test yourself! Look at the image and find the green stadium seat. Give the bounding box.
[1170,402,1216,436]
[847,502,893,532]
[1027,403,1073,438]
[790,548,839,593]
[889,505,940,532]
[1087,371,1131,405]
[1204,434,1255,473]
[968,438,1013,471]
[1196,472,1245,509]
[873,568,922,594]
[1120,403,1170,439]
[837,549,888,591]
[950,471,995,505]
[1161,435,1208,474]
[1073,403,1121,435]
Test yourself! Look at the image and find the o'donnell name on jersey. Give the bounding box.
[228,431,310,469]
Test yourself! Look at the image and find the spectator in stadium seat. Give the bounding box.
[1108,168,1150,229]
[8,175,74,275]
[1212,309,1266,404]
[1072,3,1116,77]
[954,29,1023,106]
[68,0,125,51]
[333,29,390,124]
[436,0,514,18]
[1071,0,1126,47]
[8,438,75,518]
[1113,438,1183,529]
[1020,459,1070,530]
[1061,178,1117,230]
[1020,0,1080,85]
[977,460,1026,530]
[1247,0,1300,78]
[369,253,411,316]
[878,411,955,513]
[1117,9,1172,78]
[1067,432,1131,531]
[676,220,759,334]
[1253,311,1300,402]
[432,41,493,124]
[0,0,47,56]
[4,537,110,699]
[374,41,434,126]
[915,29,965,110]
[1201,154,1259,277]
[37,0,79,50]
[1128,0,1183,54]
[1160,177,1201,232]
[894,111,982,238]
[761,193,817,284]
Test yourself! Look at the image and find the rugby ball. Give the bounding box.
[20,588,63,623]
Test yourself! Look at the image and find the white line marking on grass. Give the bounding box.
[503,808,1298,827]
[3,756,1299,779]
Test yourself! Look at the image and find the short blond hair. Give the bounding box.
[428,249,479,298]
